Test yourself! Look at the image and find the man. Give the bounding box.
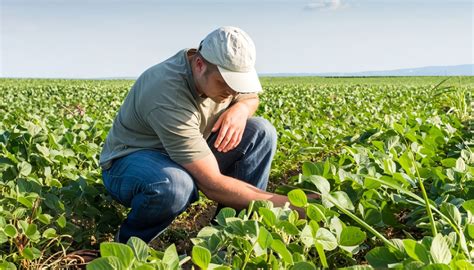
[100,26,306,244]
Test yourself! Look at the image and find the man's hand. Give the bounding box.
[307,193,321,200]
[212,102,250,152]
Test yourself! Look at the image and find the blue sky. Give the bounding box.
[1,0,473,78]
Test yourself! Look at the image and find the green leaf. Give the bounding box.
[86,256,122,270]
[290,261,316,270]
[383,158,397,174]
[25,223,40,241]
[315,228,337,251]
[365,247,399,268]
[467,224,474,239]
[0,262,16,270]
[4,224,17,238]
[0,231,7,244]
[453,260,474,270]
[330,191,354,211]
[288,189,307,207]
[226,218,245,236]
[208,234,220,253]
[127,237,149,262]
[46,178,62,188]
[18,220,29,233]
[216,207,236,226]
[338,266,373,270]
[462,200,474,215]
[208,264,231,270]
[24,121,41,136]
[22,247,41,260]
[398,151,414,177]
[455,158,466,172]
[421,264,451,270]
[339,226,366,246]
[37,213,53,224]
[42,228,57,238]
[386,136,400,151]
[162,244,179,269]
[440,202,461,227]
[192,245,211,270]
[243,220,258,237]
[18,161,32,177]
[57,215,66,228]
[364,208,382,225]
[430,234,452,264]
[134,265,156,270]
[306,204,326,222]
[271,239,293,264]
[100,242,135,268]
[441,158,457,168]
[308,175,330,194]
[17,196,33,209]
[300,225,314,248]
[258,227,273,249]
[315,242,328,268]
[403,239,430,264]
[302,162,322,176]
[36,143,50,157]
[278,221,300,235]
[259,208,276,227]
[196,226,219,238]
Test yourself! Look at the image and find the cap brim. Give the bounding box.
[218,66,262,93]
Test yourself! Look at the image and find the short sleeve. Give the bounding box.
[147,105,211,164]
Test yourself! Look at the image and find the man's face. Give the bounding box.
[198,69,238,103]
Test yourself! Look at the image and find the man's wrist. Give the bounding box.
[233,101,251,118]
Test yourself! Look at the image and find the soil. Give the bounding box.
[149,200,218,255]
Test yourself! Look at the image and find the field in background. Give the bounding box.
[0,77,473,269]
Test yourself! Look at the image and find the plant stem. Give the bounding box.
[360,174,471,259]
[242,240,257,270]
[300,188,397,250]
[325,195,397,250]
[409,151,437,236]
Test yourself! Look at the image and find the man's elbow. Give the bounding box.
[195,183,216,200]
[193,176,222,201]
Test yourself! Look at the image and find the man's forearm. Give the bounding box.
[182,154,306,217]
[198,174,289,210]
[233,96,259,118]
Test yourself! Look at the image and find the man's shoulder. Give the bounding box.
[140,49,188,80]
[133,49,197,114]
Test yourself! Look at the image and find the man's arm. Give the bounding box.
[181,152,294,211]
[212,96,259,152]
[231,95,259,118]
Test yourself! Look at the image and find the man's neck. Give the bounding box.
[187,49,206,98]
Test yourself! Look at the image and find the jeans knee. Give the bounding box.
[152,168,197,213]
[247,117,278,150]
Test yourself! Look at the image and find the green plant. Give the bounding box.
[87,237,190,269]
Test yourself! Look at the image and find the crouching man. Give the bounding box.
[100,26,307,243]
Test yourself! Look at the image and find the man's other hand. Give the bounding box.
[212,102,250,152]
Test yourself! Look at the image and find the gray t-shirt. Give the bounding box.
[99,49,257,169]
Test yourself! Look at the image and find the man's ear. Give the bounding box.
[195,56,207,76]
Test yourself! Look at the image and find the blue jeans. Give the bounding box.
[102,117,277,243]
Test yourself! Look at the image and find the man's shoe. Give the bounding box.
[113,226,168,244]
[114,229,121,243]
[147,227,168,244]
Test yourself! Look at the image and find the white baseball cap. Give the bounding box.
[198,26,262,93]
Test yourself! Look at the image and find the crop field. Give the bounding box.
[0,77,473,269]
